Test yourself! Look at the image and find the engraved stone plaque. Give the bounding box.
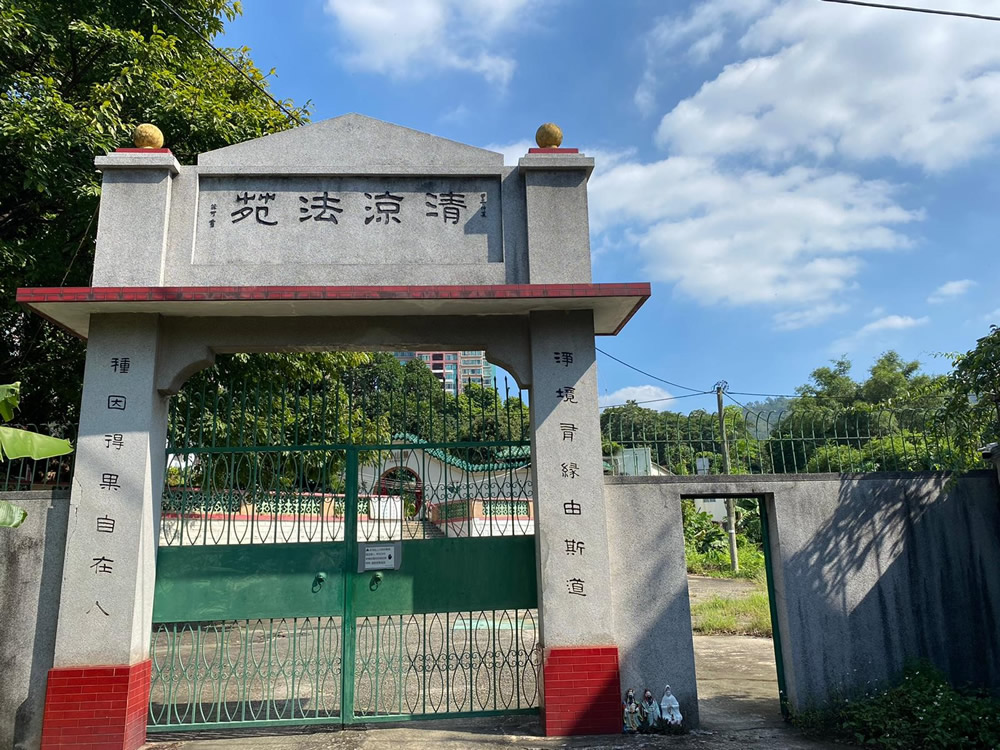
[194,176,501,267]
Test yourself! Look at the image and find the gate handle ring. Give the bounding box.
[312,571,327,593]
[370,572,383,591]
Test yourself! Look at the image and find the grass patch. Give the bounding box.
[691,590,772,638]
[686,541,766,581]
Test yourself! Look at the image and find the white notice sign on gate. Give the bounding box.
[359,542,402,572]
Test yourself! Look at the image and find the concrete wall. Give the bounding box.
[609,472,1000,714]
[603,482,699,727]
[0,491,69,750]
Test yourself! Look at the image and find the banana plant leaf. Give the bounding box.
[0,501,28,528]
[0,382,19,422]
[0,425,73,461]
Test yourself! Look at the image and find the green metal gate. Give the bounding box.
[148,374,539,731]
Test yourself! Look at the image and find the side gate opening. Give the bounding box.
[680,493,787,730]
[147,361,540,732]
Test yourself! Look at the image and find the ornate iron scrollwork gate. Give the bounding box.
[147,378,539,731]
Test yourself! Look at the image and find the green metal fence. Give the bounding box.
[150,371,539,731]
[0,423,75,491]
[601,407,989,476]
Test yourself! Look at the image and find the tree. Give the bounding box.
[946,325,1000,456]
[0,0,309,429]
[0,382,73,527]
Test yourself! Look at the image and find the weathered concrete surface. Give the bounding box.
[143,705,837,750]
[53,314,169,666]
[693,634,780,732]
[530,311,614,649]
[603,483,699,728]
[0,490,70,750]
[608,472,1000,712]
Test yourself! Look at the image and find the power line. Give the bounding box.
[819,0,1000,23]
[599,391,713,410]
[152,0,306,126]
[594,347,708,393]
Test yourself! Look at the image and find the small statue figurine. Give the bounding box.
[623,688,641,733]
[660,684,683,726]
[639,688,661,730]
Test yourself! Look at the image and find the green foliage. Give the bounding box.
[602,349,984,477]
[690,590,772,638]
[168,354,528,493]
[686,539,765,581]
[946,326,1000,467]
[0,0,310,428]
[0,499,27,528]
[681,499,726,555]
[793,665,1000,749]
[0,381,73,526]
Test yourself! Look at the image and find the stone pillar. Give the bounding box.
[91,150,179,286]
[41,315,167,750]
[519,152,594,284]
[529,310,620,736]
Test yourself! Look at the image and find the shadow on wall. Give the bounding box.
[777,471,1000,709]
[604,481,700,729]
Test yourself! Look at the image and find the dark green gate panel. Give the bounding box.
[351,535,537,617]
[153,542,346,622]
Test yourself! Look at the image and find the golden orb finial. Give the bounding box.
[132,123,164,149]
[535,122,563,149]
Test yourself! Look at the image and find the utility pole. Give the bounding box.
[716,381,739,572]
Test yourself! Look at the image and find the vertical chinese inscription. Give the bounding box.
[553,350,590,597]
[82,354,133,619]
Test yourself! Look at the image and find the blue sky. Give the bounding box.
[224,0,1000,413]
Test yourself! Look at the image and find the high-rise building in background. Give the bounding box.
[392,351,495,395]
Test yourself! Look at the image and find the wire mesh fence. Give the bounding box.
[601,406,990,476]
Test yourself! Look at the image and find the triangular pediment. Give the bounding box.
[197,113,502,169]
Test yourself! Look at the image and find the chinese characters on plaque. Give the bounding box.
[211,188,482,229]
[194,177,498,267]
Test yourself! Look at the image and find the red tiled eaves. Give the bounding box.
[17,283,650,305]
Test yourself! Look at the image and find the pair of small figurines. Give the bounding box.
[623,685,682,733]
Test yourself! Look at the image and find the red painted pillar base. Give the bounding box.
[40,660,151,750]
[542,646,621,736]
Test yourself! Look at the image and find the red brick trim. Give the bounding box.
[528,148,581,154]
[113,148,172,154]
[16,282,650,305]
[542,645,621,736]
[41,660,151,750]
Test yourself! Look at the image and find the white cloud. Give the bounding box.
[323,0,534,87]
[832,314,929,352]
[634,0,770,114]
[588,156,920,305]
[983,309,1000,322]
[773,303,849,331]
[439,104,471,125]
[928,279,976,304]
[599,385,675,410]
[652,0,1000,172]
[858,314,929,335]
